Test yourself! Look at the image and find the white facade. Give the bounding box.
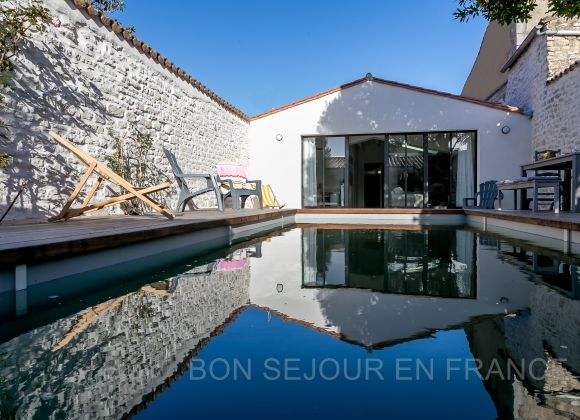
[249,229,532,347]
[249,80,532,208]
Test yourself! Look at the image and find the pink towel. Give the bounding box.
[214,258,247,271]
[216,163,247,182]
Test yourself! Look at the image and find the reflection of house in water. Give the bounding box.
[0,262,251,418]
[302,228,475,298]
[467,238,580,419]
[250,228,531,348]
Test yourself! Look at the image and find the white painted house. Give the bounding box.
[249,74,532,209]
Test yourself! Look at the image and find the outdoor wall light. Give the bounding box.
[275,134,283,142]
[501,125,511,135]
[276,283,284,293]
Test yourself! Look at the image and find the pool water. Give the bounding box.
[1,227,579,419]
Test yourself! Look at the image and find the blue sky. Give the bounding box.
[113,0,488,116]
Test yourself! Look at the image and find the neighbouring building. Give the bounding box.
[462,1,580,155]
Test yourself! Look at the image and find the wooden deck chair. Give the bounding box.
[462,180,502,209]
[262,184,285,209]
[47,131,174,221]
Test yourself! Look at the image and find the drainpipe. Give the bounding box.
[536,26,580,37]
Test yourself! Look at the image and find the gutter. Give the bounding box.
[500,23,580,73]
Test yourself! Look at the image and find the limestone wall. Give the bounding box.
[0,0,249,221]
[505,37,548,116]
[505,18,580,154]
[0,265,251,419]
[534,67,580,153]
[545,18,580,78]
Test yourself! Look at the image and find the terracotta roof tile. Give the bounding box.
[251,75,522,120]
[547,60,580,84]
[69,0,249,122]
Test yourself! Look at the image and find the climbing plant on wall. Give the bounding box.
[107,123,166,216]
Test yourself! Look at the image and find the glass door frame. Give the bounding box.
[301,136,348,208]
[301,131,477,209]
[384,133,429,209]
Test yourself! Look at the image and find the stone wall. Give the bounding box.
[0,263,251,419]
[534,66,580,153]
[505,37,548,116]
[0,0,249,221]
[546,18,580,78]
[504,18,580,155]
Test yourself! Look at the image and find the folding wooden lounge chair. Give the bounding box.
[262,184,285,209]
[163,148,224,212]
[48,131,173,221]
[462,180,502,209]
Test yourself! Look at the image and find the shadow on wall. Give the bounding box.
[0,34,172,220]
[314,80,501,135]
[1,38,108,219]
[315,81,430,135]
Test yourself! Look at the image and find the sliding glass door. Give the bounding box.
[387,134,425,208]
[303,137,346,207]
[427,132,476,207]
[302,132,475,208]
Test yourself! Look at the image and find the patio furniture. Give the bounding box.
[163,148,224,212]
[521,153,580,212]
[262,184,285,209]
[462,180,501,209]
[48,131,173,221]
[497,177,561,213]
[534,149,561,161]
[217,162,263,209]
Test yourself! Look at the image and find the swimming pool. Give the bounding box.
[1,226,579,419]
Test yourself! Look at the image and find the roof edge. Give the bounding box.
[68,0,249,122]
[546,59,580,84]
[500,25,539,73]
[251,75,522,121]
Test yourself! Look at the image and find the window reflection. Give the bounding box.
[302,228,476,299]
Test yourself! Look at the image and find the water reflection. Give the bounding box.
[302,228,475,298]
[0,252,253,419]
[0,227,579,419]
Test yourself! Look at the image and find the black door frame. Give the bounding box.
[301,131,477,208]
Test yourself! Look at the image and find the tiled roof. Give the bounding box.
[251,75,522,120]
[70,0,249,121]
[325,157,346,169]
[388,155,423,168]
[547,60,580,84]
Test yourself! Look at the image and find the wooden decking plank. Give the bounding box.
[0,209,296,264]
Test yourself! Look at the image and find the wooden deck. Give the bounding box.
[0,209,295,265]
[2,207,580,266]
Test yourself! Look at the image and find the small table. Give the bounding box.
[521,153,580,212]
[497,179,560,213]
